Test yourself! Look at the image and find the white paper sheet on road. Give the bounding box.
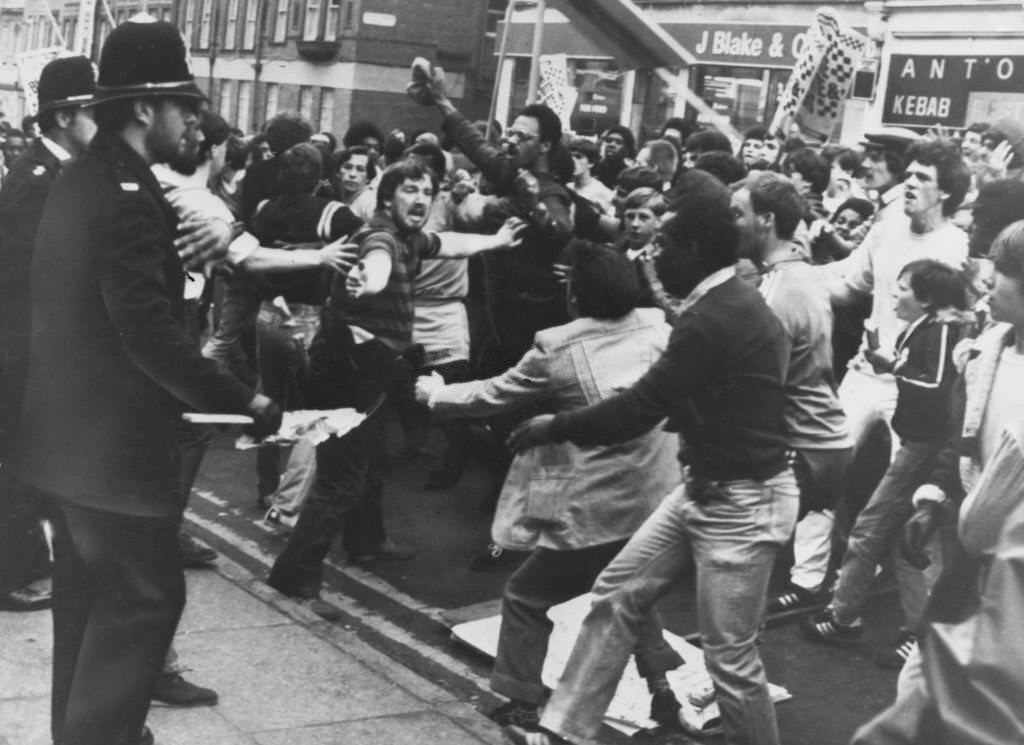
[451,593,791,736]
[233,408,366,450]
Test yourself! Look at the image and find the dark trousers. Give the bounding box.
[0,327,50,593]
[268,333,398,597]
[48,498,185,745]
[491,541,682,705]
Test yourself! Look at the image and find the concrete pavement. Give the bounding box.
[0,553,506,745]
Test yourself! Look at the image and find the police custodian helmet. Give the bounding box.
[95,13,203,104]
[36,56,96,114]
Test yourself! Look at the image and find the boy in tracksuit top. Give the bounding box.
[803,258,972,669]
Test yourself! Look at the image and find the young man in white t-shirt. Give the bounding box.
[827,140,971,463]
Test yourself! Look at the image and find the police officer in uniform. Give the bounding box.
[18,17,280,745]
[0,57,97,612]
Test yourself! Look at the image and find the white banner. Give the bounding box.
[18,46,69,116]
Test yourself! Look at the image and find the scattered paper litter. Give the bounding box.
[451,593,791,736]
[235,408,366,450]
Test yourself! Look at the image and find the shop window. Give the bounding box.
[693,65,786,132]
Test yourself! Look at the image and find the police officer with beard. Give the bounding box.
[17,16,280,745]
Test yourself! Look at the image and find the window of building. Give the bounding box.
[265,83,280,121]
[272,0,289,43]
[237,80,253,132]
[242,0,259,49]
[182,0,197,46]
[198,0,213,50]
[342,0,356,30]
[303,0,322,41]
[323,0,341,41]
[319,87,335,132]
[298,86,316,123]
[220,80,236,127]
[223,0,240,50]
[290,0,305,36]
[485,0,509,38]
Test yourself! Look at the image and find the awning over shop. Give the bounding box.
[553,0,696,70]
[500,0,695,70]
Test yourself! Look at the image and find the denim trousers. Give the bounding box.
[491,541,683,705]
[540,470,799,745]
[830,441,940,629]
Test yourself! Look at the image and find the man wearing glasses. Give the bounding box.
[411,65,574,369]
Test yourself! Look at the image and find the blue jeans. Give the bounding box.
[830,441,939,629]
[539,470,799,745]
[492,541,683,705]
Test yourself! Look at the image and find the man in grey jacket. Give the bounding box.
[416,242,683,732]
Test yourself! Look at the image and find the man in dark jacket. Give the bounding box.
[0,57,96,613]
[18,17,279,745]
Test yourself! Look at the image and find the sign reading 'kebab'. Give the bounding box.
[883,54,1024,128]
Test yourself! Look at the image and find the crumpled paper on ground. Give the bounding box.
[235,408,366,450]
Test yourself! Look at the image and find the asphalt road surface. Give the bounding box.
[188,418,903,745]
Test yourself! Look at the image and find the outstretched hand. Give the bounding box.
[507,414,556,453]
[319,239,360,274]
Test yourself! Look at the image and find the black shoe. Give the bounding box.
[876,631,917,670]
[179,532,218,568]
[649,688,682,728]
[469,543,528,573]
[767,582,829,615]
[138,726,154,745]
[0,578,52,612]
[152,672,218,707]
[801,607,864,644]
[488,699,540,729]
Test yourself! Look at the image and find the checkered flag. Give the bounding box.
[770,9,866,140]
[539,54,578,131]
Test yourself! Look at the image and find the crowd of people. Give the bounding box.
[1,13,1023,745]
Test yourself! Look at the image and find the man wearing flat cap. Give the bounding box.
[18,17,280,745]
[0,55,97,615]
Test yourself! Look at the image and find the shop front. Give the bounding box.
[866,1,1024,132]
[495,2,866,140]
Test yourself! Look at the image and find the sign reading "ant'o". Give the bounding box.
[883,53,1024,128]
